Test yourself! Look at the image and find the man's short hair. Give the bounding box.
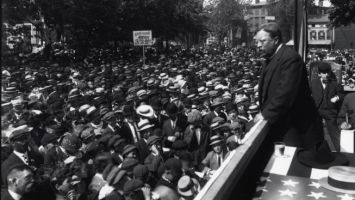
[258,22,283,42]
[7,164,32,183]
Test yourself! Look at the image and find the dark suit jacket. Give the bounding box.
[311,77,344,119]
[183,125,210,166]
[337,93,355,128]
[119,122,139,144]
[202,111,217,127]
[258,45,323,148]
[161,117,187,137]
[135,139,150,163]
[149,114,168,129]
[44,146,69,166]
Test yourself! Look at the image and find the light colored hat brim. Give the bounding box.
[178,178,199,197]
[137,107,154,118]
[210,140,223,146]
[319,177,355,194]
[139,124,155,132]
[178,187,194,197]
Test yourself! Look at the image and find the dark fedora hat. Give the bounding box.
[297,141,349,169]
[315,61,331,73]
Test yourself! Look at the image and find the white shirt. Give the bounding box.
[321,78,327,89]
[108,124,115,132]
[195,128,201,145]
[13,151,29,165]
[8,189,22,200]
[213,111,219,117]
[127,122,140,142]
[171,118,178,130]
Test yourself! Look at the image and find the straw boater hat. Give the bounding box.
[211,97,225,108]
[9,125,33,141]
[319,166,355,194]
[178,175,200,197]
[247,104,259,114]
[209,135,223,146]
[137,119,154,132]
[136,105,154,118]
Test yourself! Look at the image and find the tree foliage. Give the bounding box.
[329,0,355,27]
[2,0,42,26]
[2,0,207,56]
[37,0,206,50]
[206,0,245,44]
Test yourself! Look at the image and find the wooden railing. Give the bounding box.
[194,120,269,200]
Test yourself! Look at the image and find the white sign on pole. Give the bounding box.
[265,16,276,21]
[133,30,152,46]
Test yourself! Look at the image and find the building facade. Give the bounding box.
[244,0,276,44]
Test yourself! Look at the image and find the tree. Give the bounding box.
[35,0,207,55]
[2,0,42,26]
[206,0,245,45]
[3,0,207,58]
[329,0,355,27]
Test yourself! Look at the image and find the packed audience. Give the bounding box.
[1,46,354,200]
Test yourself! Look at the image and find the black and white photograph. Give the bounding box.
[1,0,355,199]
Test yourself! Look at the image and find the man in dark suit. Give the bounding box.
[161,103,188,148]
[1,165,35,200]
[254,22,323,148]
[239,22,324,199]
[310,62,344,151]
[2,125,43,185]
[119,105,141,144]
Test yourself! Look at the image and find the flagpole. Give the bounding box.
[294,0,307,63]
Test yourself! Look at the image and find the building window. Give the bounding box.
[318,30,325,40]
[310,30,317,40]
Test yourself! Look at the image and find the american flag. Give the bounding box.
[253,146,355,200]
[254,173,355,200]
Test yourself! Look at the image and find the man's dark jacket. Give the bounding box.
[310,77,344,119]
[258,45,323,149]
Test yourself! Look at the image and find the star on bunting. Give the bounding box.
[337,194,354,200]
[308,181,321,189]
[281,179,299,187]
[279,189,296,197]
[307,192,326,199]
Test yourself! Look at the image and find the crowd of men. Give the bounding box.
[1,45,355,200]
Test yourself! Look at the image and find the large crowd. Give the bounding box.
[1,46,355,200]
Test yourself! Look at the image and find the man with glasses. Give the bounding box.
[238,22,325,199]
[253,22,323,149]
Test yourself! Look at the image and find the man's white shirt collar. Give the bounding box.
[13,150,28,165]
[8,189,22,200]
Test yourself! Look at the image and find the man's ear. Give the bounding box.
[165,169,173,179]
[8,177,17,185]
